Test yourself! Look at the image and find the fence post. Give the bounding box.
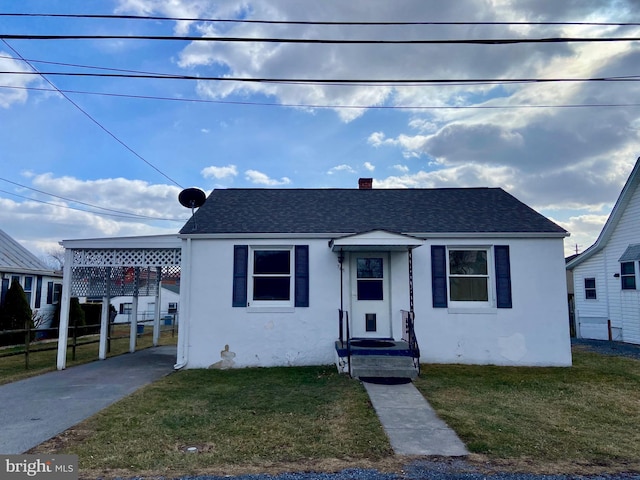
[25,319,31,370]
[72,314,77,361]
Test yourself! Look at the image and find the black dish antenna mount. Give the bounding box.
[179,187,206,230]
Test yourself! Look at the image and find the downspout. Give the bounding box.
[174,237,191,370]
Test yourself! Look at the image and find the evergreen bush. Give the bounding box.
[0,280,34,346]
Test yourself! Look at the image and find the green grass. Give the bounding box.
[56,366,392,476]
[27,345,640,476]
[0,327,177,385]
[414,347,640,468]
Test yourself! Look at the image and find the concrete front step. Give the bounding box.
[350,354,419,380]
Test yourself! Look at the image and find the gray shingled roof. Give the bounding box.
[0,229,56,274]
[180,187,567,236]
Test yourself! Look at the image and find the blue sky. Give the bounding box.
[1,0,640,262]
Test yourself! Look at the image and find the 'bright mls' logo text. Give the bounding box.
[1,455,77,480]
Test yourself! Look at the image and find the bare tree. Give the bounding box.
[41,246,65,272]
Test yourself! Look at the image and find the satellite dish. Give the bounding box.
[178,187,206,231]
[179,187,206,209]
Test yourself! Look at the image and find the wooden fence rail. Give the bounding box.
[0,317,176,370]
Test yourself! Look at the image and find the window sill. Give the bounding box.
[247,306,295,314]
[447,307,498,315]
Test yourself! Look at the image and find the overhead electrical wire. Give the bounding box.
[0,188,187,222]
[1,13,639,27]
[4,70,640,85]
[0,177,182,222]
[2,33,640,45]
[1,40,184,189]
[2,84,640,111]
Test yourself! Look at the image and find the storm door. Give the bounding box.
[350,253,391,338]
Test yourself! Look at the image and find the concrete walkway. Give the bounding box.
[0,346,176,454]
[363,380,468,456]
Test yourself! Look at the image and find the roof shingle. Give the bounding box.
[180,187,567,236]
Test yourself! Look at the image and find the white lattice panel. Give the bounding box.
[71,248,181,267]
[69,249,181,297]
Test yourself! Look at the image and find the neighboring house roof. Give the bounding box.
[162,284,180,295]
[180,187,567,236]
[0,229,60,277]
[566,157,640,270]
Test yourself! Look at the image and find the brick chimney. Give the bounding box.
[358,178,373,189]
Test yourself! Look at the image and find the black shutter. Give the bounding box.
[494,245,512,308]
[34,276,43,308]
[295,245,309,307]
[46,282,54,304]
[431,245,448,308]
[232,245,249,307]
[0,278,8,306]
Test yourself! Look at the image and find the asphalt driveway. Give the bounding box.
[0,345,176,454]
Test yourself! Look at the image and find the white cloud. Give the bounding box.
[245,170,291,186]
[393,164,409,173]
[363,162,375,172]
[201,164,238,180]
[0,173,188,257]
[0,52,39,108]
[327,164,356,175]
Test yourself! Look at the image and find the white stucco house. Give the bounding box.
[0,229,63,329]
[566,157,640,344]
[176,180,572,371]
[56,180,573,373]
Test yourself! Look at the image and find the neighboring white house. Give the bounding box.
[175,180,572,369]
[566,157,640,344]
[0,229,63,328]
[110,284,179,324]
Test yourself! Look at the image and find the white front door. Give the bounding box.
[350,253,391,338]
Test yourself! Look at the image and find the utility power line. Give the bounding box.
[1,13,639,27]
[3,33,640,45]
[0,177,185,222]
[1,40,184,189]
[4,70,640,85]
[3,84,640,111]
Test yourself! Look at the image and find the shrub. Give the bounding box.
[49,297,86,338]
[80,303,102,335]
[0,280,34,346]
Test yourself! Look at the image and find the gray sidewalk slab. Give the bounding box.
[0,345,176,454]
[363,381,468,457]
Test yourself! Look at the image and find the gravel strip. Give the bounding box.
[571,338,640,360]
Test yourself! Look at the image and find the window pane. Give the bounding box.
[450,277,489,301]
[357,258,383,278]
[449,251,488,275]
[621,262,635,275]
[253,277,290,301]
[585,289,597,299]
[24,276,33,291]
[254,250,290,274]
[357,280,384,300]
[584,278,596,289]
[622,276,636,290]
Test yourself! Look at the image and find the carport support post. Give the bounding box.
[129,295,139,353]
[56,248,74,370]
[153,268,161,347]
[98,267,111,360]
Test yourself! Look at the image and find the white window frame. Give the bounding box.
[248,246,294,307]
[447,247,493,308]
[584,277,597,299]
